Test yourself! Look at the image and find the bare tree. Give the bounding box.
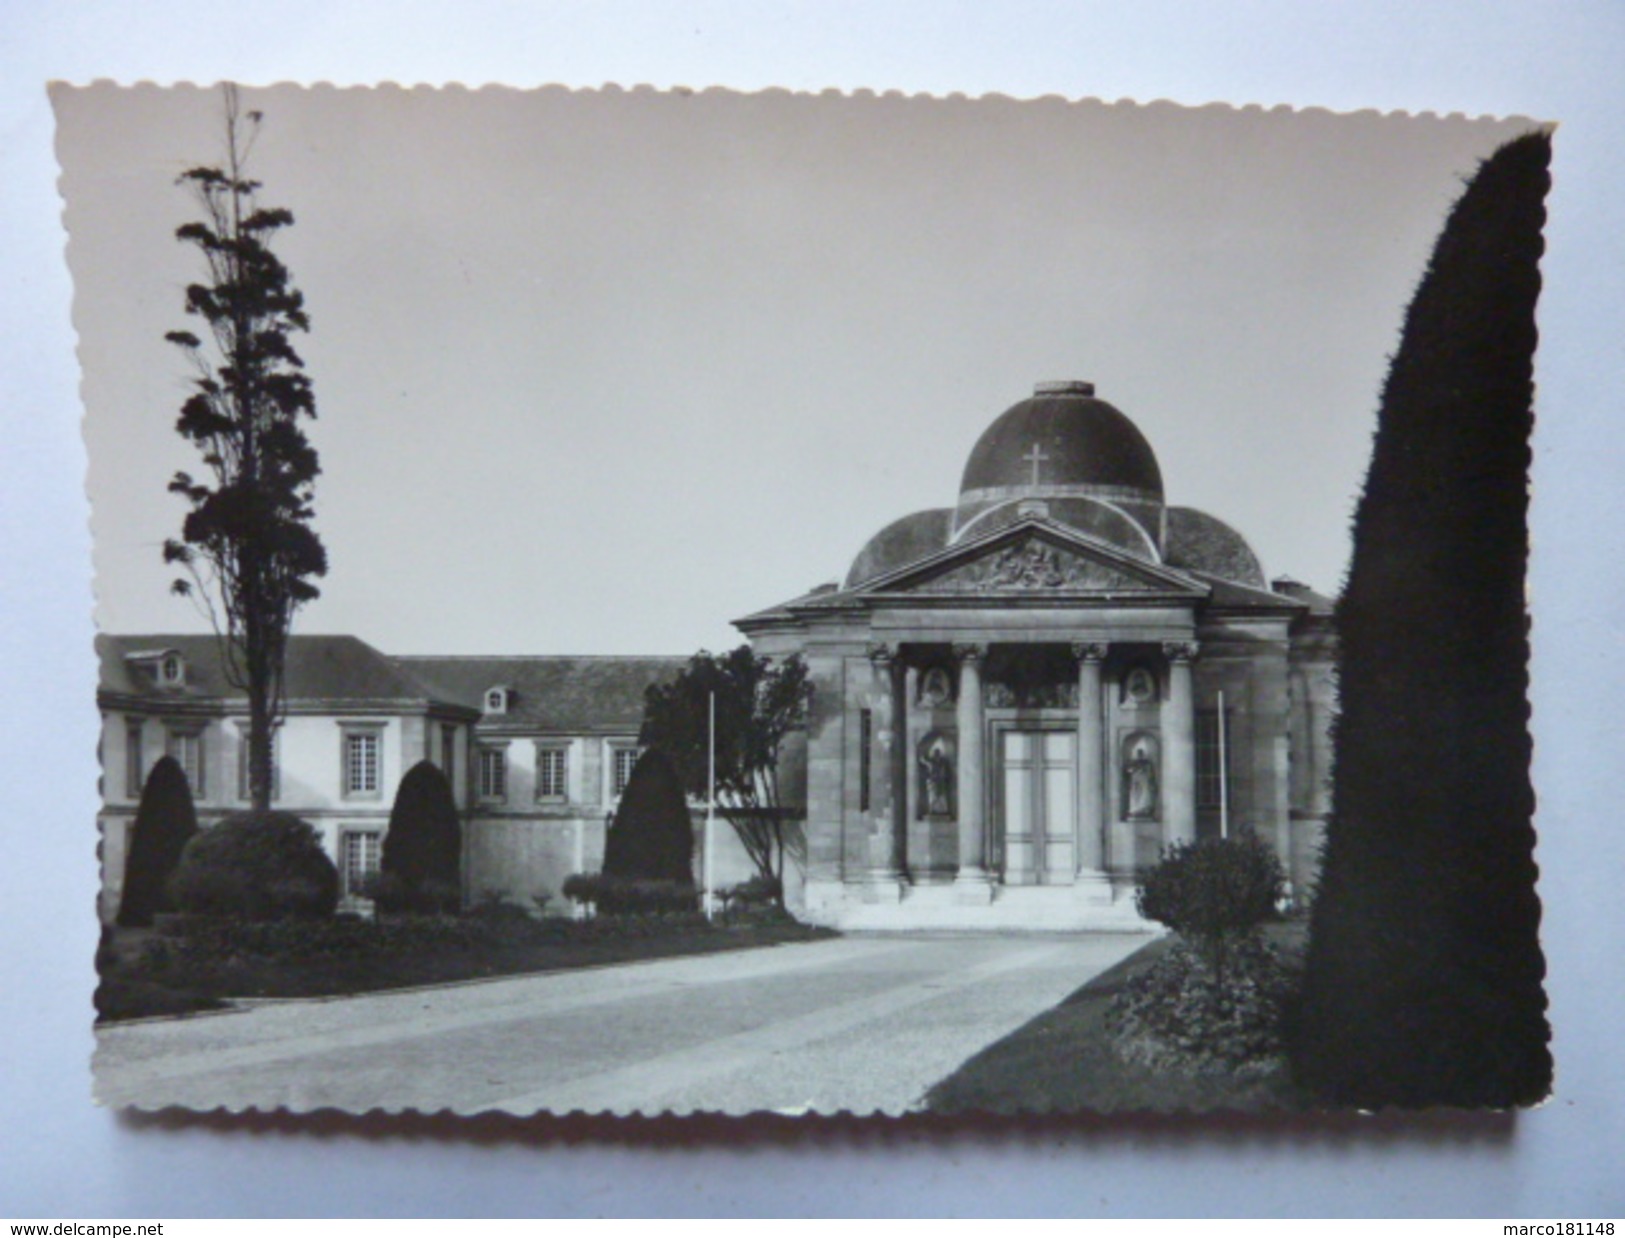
[164,84,327,812]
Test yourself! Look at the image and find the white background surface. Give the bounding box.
[3,0,1622,1217]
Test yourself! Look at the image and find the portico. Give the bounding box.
[736,381,1337,930]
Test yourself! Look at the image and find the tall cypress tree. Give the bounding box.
[1293,132,1552,1107]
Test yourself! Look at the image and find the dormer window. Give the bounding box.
[126,648,186,690]
[485,686,510,715]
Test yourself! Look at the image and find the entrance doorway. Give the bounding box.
[999,730,1076,884]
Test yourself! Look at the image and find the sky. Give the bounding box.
[57,83,1534,655]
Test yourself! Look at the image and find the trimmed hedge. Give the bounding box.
[167,811,340,920]
[1110,936,1295,1076]
[135,909,716,973]
[562,871,698,917]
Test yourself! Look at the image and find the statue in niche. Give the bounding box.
[917,732,955,820]
[1122,734,1159,821]
[919,666,952,708]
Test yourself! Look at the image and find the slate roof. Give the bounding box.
[1187,573,1308,613]
[1164,506,1268,589]
[397,656,687,733]
[97,634,465,709]
[844,507,954,589]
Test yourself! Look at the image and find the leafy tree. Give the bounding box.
[116,755,199,927]
[164,84,327,813]
[639,647,809,905]
[1293,133,1552,1107]
[378,760,463,914]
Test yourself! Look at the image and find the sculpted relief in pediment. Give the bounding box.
[912,536,1154,595]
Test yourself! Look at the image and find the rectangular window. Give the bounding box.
[166,729,204,798]
[237,728,281,802]
[125,722,144,799]
[612,745,641,796]
[440,724,457,778]
[859,709,873,812]
[345,731,381,796]
[1195,709,1230,811]
[478,746,507,800]
[536,746,568,800]
[340,830,382,901]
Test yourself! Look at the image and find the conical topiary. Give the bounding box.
[117,754,199,927]
[601,748,696,911]
[378,759,463,913]
[1293,132,1551,1107]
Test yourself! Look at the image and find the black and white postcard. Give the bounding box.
[58,82,1550,1116]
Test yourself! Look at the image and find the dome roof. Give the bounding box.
[957,382,1164,510]
[844,507,953,589]
[1164,506,1267,588]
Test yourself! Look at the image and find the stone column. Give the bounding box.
[952,642,992,895]
[1072,642,1108,875]
[865,642,904,893]
[902,663,919,862]
[1163,641,1199,846]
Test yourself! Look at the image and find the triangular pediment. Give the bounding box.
[857,517,1208,599]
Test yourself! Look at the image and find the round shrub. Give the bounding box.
[717,874,784,923]
[1136,833,1284,956]
[562,871,602,911]
[378,760,463,914]
[167,810,340,920]
[117,755,199,927]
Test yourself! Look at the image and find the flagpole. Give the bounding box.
[705,690,716,920]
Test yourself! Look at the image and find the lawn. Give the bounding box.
[924,920,1313,1114]
[96,913,835,1024]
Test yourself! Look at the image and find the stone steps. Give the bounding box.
[803,877,1157,933]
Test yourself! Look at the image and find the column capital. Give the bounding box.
[866,640,896,667]
[1162,640,1200,664]
[951,641,988,665]
[1071,640,1108,664]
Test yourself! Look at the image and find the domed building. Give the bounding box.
[737,381,1337,929]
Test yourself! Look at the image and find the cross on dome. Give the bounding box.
[1022,442,1050,487]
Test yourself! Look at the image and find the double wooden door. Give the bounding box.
[999,730,1076,884]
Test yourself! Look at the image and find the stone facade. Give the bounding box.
[736,382,1337,930]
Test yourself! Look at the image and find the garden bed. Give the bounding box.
[923,919,1313,1114]
[96,911,835,1024]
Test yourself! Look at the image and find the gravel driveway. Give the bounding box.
[95,932,1150,1116]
